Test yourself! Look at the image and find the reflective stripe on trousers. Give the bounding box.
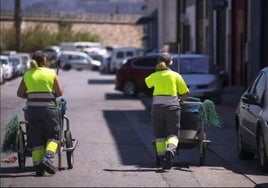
[155,135,179,156]
[32,140,58,165]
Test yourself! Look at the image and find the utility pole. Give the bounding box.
[177,0,181,73]
[15,0,22,52]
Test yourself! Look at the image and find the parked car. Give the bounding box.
[108,46,139,74]
[0,55,13,80]
[0,61,4,85]
[115,53,228,103]
[59,51,101,71]
[42,45,61,67]
[8,55,26,77]
[18,53,31,70]
[1,50,17,56]
[235,66,268,172]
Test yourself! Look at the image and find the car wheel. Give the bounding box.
[236,125,255,160]
[123,80,137,97]
[258,130,268,172]
[63,64,71,70]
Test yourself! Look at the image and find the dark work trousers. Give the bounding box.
[151,104,181,152]
[26,107,60,149]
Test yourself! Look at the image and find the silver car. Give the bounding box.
[235,66,268,172]
[59,51,101,71]
[8,55,26,77]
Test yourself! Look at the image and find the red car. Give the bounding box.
[115,55,158,97]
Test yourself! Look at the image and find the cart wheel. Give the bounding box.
[58,116,65,170]
[155,151,161,166]
[58,142,63,170]
[17,127,26,169]
[65,130,74,169]
[200,133,207,166]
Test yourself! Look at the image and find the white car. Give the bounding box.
[59,51,101,71]
[18,53,31,70]
[0,55,13,80]
[0,62,4,84]
[108,46,139,73]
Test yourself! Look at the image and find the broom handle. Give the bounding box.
[56,59,60,75]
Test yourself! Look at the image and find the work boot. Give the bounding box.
[161,150,174,170]
[35,164,44,176]
[41,153,56,174]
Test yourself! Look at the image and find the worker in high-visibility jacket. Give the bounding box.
[17,51,63,176]
[145,52,189,170]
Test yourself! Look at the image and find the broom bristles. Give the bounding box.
[1,114,20,152]
[202,100,222,127]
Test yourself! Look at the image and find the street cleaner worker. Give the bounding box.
[145,52,189,170]
[17,51,63,176]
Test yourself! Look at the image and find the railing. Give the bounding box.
[0,10,142,24]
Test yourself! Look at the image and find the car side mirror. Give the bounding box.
[241,93,259,105]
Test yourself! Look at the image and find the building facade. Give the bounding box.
[139,0,268,87]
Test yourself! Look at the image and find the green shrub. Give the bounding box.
[0,23,101,52]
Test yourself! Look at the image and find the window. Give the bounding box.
[254,73,266,103]
[180,57,210,74]
[126,51,134,57]
[133,57,157,68]
[116,52,124,59]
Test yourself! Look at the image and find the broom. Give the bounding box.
[202,99,222,127]
[1,114,20,152]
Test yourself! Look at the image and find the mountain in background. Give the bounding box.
[0,0,144,15]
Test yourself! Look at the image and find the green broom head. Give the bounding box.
[1,114,20,152]
[202,99,222,127]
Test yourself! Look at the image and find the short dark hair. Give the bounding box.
[32,51,47,67]
[158,52,172,64]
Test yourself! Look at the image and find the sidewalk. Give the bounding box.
[139,85,248,171]
[221,86,246,107]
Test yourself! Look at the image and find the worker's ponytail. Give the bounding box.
[156,52,172,71]
[30,60,38,68]
[156,62,168,70]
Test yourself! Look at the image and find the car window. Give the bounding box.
[126,51,134,57]
[60,54,68,60]
[253,73,266,103]
[116,51,125,59]
[180,57,210,74]
[9,58,20,65]
[68,55,83,60]
[170,57,178,72]
[0,59,8,65]
[248,73,262,94]
[44,49,54,53]
[133,57,157,68]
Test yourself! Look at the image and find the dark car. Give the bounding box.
[115,53,228,103]
[235,66,268,172]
